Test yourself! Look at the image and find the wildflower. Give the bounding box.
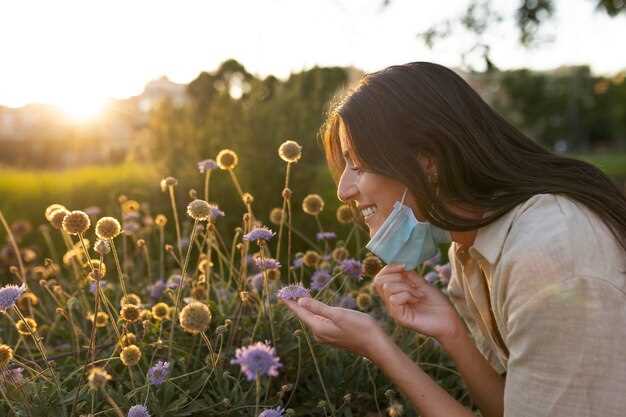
[120,345,142,367]
[179,302,212,334]
[254,257,281,271]
[94,239,111,256]
[336,204,355,224]
[340,258,362,279]
[0,283,26,312]
[331,247,349,262]
[154,214,167,227]
[302,250,320,268]
[316,231,336,241]
[208,204,225,220]
[49,208,70,230]
[121,293,141,306]
[127,404,151,417]
[424,271,439,285]
[162,176,178,187]
[119,333,137,347]
[187,199,212,221]
[356,293,373,310]
[269,208,285,225]
[435,263,451,285]
[167,274,183,289]
[120,304,141,323]
[337,294,357,310]
[248,273,265,292]
[311,270,332,291]
[243,226,275,242]
[87,367,111,390]
[259,407,286,417]
[149,279,167,300]
[88,312,109,328]
[216,149,239,170]
[423,252,442,268]
[362,255,383,277]
[147,360,171,385]
[1,367,24,385]
[242,192,254,205]
[95,217,121,240]
[278,140,302,163]
[292,255,304,269]
[62,210,91,235]
[276,284,310,301]
[198,159,218,173]
[45,204,67,221]
[0,345,13,368]
[121,200,140,213]
[231,341,282,381]
[302,194,324,215]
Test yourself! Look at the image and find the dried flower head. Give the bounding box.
[179,302,212,334]
[269,208,285,225]
[362,255,383,277]
[88,312,109,328]
[243,226,275,243]
[94,239,111,256]
[198,159,218,173]
[242,193,254,205]
[49,208,70,230]
[16,291,39,310]
[187,199,212,221]
[276,284,310,301]
[331,246,349,262]
[120,304,141,323]
[120,345,142,366]
[87,259,106,276]
[302,194,324,216]
[302,250,320,268]
[121,200,140,213]
[95,217,121,240]
[147,360,171,385]
[16,318,37,336]
[119,333,137,347]
[356,293,373,310]
[231,341,282,381]
[45,204,67,221]
[0,283,26,312]
[62,210,91,235]
[336,204,355,224]
[154,214,167,227]
[121,293,141,306]
[128,404,151,417]
[87,367,111,390]
[311,270,332,291]
[278,140,302,163]
[162,176,178,187]
[281,188,292,199]
[0,344,13,368]
[216,149,239,170]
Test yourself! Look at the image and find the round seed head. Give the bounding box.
[0,344,13,368]
[362,255,383,277]
[121,293,141,306]
[62,211,91,235]
[120,345,142,367]
[179,301,212,334]
[88,312,109,328]
[356,293,373,310]
[154,214,167,227]
[87,367,111,390]
[163,176,178,187]
[17,291,39,310]
[302,194,324,215]
[151,302,170,320]
[94,239,111,256]
[45,204,67,221]
[120,304,141,323]
[302,250,321,268]
[332,247,349,262]
[16,318,37,335]
[95,217,121,240]
[49,209,70,230]
[242,193,254,205]
[269,208,285,225]
[119,332,137,347]
[187,199,212,221]
[216,149,238,170]
[278,140,302,163]
[336,204,355,224]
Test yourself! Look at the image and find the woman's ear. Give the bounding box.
[416,153,438,179]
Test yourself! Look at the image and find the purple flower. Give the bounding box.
[0,283,26,312]
[1,367,24,385]
[292,255,304,269]
[197,159,218,173]
[316,232,336,241]
[248,273,265,292]
[424,271,439,285]
[127,404,150,417]
[147,360,170,386]
[259,407,285,417]
[243,227,275,242]
[435,263,451,284]
[89,280,110,294]
[340,258,362,280]
[231,341,282,381]
[423,252,442,268]
[336,294,357,310]
[167,274,183,289]
[149,279,167,299]
[254,257,281,271]
[276,284,310,301]
[310,270,332,291]
[208,205,224,221]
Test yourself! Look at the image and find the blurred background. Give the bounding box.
[1,0,625,237]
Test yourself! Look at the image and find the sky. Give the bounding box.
[0,0,624,116]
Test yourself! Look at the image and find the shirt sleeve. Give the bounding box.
[502,275,626,417]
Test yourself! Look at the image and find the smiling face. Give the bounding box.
[336,118,426,237]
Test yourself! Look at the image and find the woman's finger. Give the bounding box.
[376,263,406,278]
[388,291,421,306]
[381,282,421,298]
[373,272,405,294]
[297,297,340,321]
[400,270,430,290]
[282,299,327,330]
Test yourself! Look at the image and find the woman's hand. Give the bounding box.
[373,263,465,343]
[282,297,393,359]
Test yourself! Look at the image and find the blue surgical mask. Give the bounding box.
[365,188,451,271]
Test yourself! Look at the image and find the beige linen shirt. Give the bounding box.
[446,193,626,417]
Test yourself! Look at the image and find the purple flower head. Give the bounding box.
[424,271,439,285]
[248,273,265,292]
[123,221,141,236]
[340,258,362,280]
[423,252,442,268]
[254,257,281,271]
[435,263,451,284]
[197,159,218,173]
[167,274,183,289]
[89,280,111,294]
[1,367,24,385]
[337,294,357,310]
[83,206,102,218]
[276,284,310,301]
[231,341,282,381]
[208,205,224,221]
[259,407,285,417]
[149,279,167,299]
[0,283,26,312]
[243,227,276,243]
[310,270,332,291]
[147,360,170,386]
[246,255,259,273]
[127,404,150,417]
[316,232,336,241]
[292,255,304,269]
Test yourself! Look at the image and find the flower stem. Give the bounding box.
[109,239,128,298]
[299,323,336,417]
[0,209,26,283]
[168,185,183,259]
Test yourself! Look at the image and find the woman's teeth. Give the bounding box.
[360,206,377,218]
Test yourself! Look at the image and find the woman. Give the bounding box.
[283,62,626,417]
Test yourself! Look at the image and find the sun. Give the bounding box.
[53,94,109,122]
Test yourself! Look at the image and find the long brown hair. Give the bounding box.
[320,62,626,252]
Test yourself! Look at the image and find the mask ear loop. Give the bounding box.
[400,187,408,205]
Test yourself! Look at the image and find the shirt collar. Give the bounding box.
[466,205,522,265]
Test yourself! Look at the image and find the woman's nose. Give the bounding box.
[337,171,358,203]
